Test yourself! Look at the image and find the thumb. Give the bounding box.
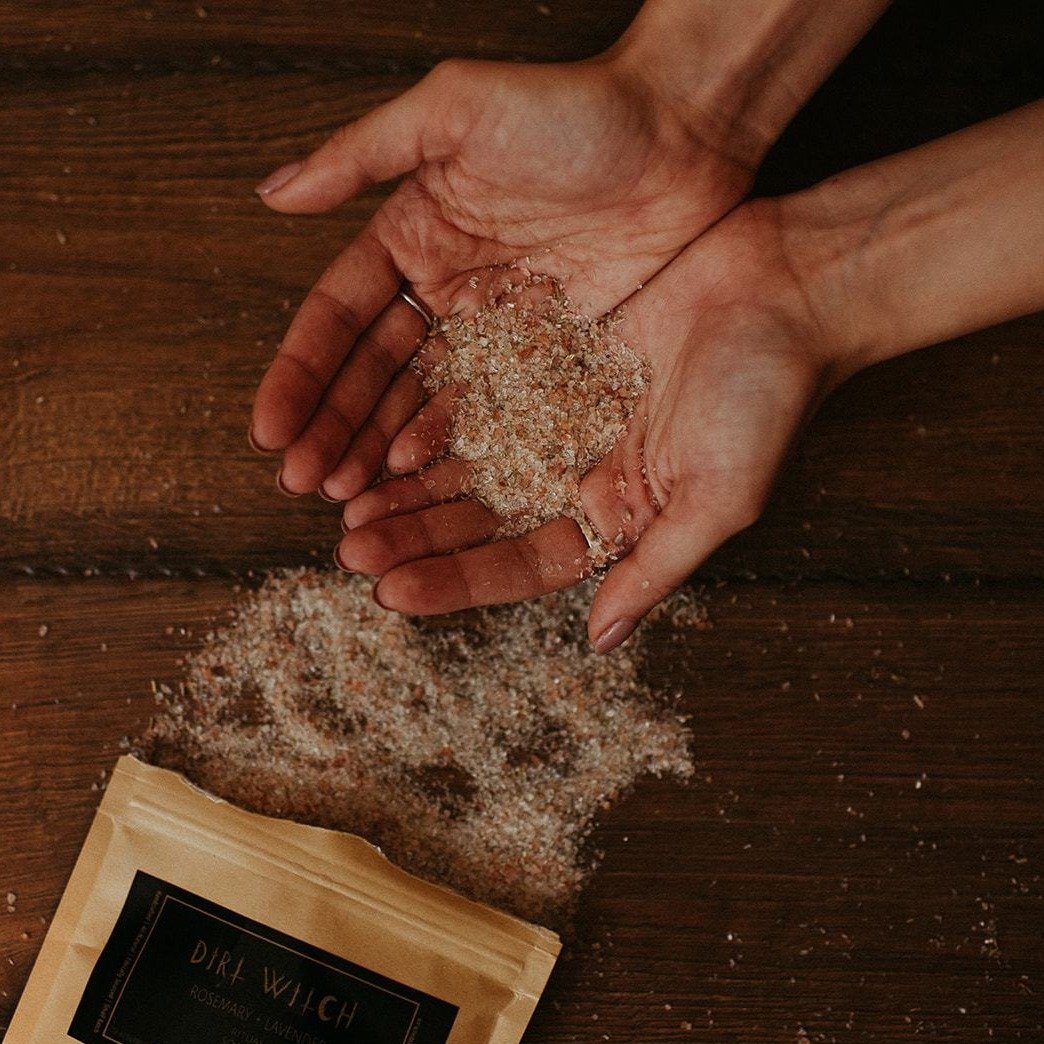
[587,484,753,654]
[255,59,475,213]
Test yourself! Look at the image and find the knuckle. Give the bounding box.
[377,566,426,612]
[356,525,399,574]
[428,58,469,87]
[639,573,677,604]
[677,481,764,539]
[310,285,364,340]
[511,540,546,590]
[358,334,400,385]
[425,60,482,141]
[320,397,361,438]
[722,494,764,535]
[328,119,357,152]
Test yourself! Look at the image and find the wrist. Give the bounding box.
[603,2,782,170]
[605,0,891,172]
[778,101,1044,381]
[774,180,885,383]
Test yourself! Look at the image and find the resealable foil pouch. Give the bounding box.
[6,756,560,1044]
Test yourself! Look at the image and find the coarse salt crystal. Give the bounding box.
[416,272,647,555]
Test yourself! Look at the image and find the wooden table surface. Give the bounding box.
[1,1,1041,1040]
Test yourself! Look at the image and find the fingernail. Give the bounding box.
[340,513,351,534]
[333,543,351,572]
[593,617,638,655]
[317,485,340,503]
[276,471,301,497]
[255,161,303,197]
[247,425,268,453]
[372,581,390,610]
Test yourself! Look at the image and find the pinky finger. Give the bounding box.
[587,487,736,653]
[320,367,427,502]
[342,458,471,530]
[386,382,459,475]
[374,517,591,615]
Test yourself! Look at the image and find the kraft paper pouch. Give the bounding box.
[7,756,560,1044]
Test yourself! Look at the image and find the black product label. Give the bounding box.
[69,871,459,1044]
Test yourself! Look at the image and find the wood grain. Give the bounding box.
[1,0,1042,1039]
[0,577,1040,1039]
[1,254,1041,578]
[0,0,640,69]
[1,2,1042,582]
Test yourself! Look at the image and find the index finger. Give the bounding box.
[373,517,591,615]
[250,223,401,450]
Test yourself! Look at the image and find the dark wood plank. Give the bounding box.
[1,232,1041,579]
[2,1,1043,583]
[0,0,639,70]
[755,0,1044,196]
[1,577,1041,1039]
[0,577,237,1024]
[1,2,1041,1040]
[2,159,1041,581]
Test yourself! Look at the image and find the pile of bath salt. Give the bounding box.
[144,570,695,925]
[418,274,648,547]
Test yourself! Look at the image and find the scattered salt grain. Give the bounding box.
[418,273,647,557]
[144,570,694,924]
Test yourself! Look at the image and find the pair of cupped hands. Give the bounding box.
[247,49,863,654]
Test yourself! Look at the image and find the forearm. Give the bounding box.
[609,0,892,165]
[785,101,1044,376]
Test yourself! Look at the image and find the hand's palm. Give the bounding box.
[385,61,745,314]
[334,203,837,648]
[251,58,751,498]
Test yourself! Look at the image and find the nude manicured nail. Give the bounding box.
[317,486,340,503]
[247,426,268,453]
[340,514,351,534]
[593,617,638,655]
[255,161,303,197]
[333,544,351,572]
[276,471,301,497]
